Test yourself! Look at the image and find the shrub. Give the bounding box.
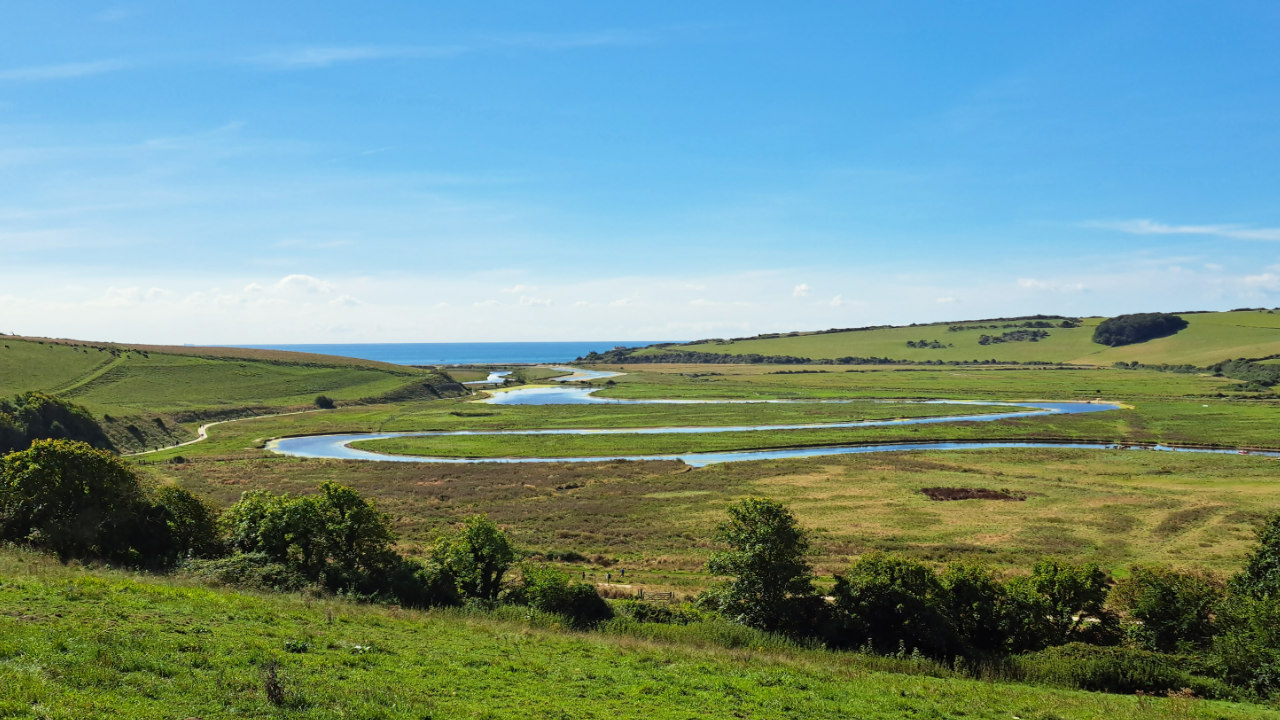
[434,514,515,600]
[1111,565,1223,652]
[1208,594,1280,698]
[510,564,613,628]
[1005,643,1236,700]
[314,395,335,410]
[0,439,145,562]
[1231,512,1280,599]
[181,552,311,592]
[829,552,957,659]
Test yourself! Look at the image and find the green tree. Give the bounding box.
[1111,565,1222,652]
[831,553,957,658]
[703,497,815,632]
[939,561,1012,657]
[0,439,144,561]
[1232,513,1280,599]
[1006,559,1117,650]
[434,515,515,600]
[511,564,613,628]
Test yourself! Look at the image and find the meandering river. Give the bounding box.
[267,366,1277,465]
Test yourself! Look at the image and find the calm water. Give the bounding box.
[268,384,1152,466]
[229,342,669,366]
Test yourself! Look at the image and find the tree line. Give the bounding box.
[0,439,611,627]
[699,497,1280,699]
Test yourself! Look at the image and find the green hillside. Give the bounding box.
[2,550,1272,720]
[0,335,465,452]
[628,310,1280,366]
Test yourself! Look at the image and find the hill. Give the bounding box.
[605,310,1280,366]
[0,335,465,452]
[1,549,1272,719]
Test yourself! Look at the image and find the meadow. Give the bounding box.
[2,549,1275,720]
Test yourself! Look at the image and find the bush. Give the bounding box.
[1231,512,1280,599]
[1111,565,1222,652]
[1208,594,1280,698]
[1005,643,1237,700]
[510,565,613,628]
[314,395,335,410]
[182,552,311,592]
[829,552,957,659]
[434,515,515,601]
[612,599,704,625]
[0,439,146,562]
[1092,313,1189,347]
[221,482,400,594]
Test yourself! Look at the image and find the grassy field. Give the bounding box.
[634,310,1280,365]
[2,549,1275,719]
[145,446,1280,583]
[0,335,464,452]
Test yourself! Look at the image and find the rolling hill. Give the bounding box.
[0,335,465,452]
[619,310,1280,366]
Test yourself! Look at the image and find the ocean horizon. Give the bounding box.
[229,341,671,366]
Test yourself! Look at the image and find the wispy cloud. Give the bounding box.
[0,60,128,82]
[1089,219,1280,242]
[246,30,655,70]
[246,45,464,70]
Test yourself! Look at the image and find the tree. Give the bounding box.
[1005,559,1117,649]
[0,439,144,561]
[314,395,336,410]
[1232,513,1280,599]
[702,497,815,632]
[221,482,398,590]
[939,561,1012,657]
[434,515,515,600]
[831,553,957,658]
[1111,565,1222,652]
[1092,313,1188,347]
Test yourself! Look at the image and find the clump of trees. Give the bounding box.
[1092,313,1189,346]
[0,439,611,626]
[0,392,113,454]
[699,497,1280,700]
[0,439,213,564]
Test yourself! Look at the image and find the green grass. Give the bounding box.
[637,310,1280,365]
[144,446,1280,580]
[2,549,1275,719]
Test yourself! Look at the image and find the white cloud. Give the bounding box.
[936,296,956,304]
[1243,273,1280,291]
[0,60,128,82]
[518,296,552,307]
[1017,278,1086,293]
[829,295,843,307]
[246,45,463,70]
[503,284,533,294]
[274,274,333,294]
[792,283,811,297]
[1090,218,1280,242]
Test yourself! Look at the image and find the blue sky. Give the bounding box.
[2,2,1279,343]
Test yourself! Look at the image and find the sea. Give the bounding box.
[230,341,670,366]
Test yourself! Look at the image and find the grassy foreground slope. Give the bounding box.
[1,550,1273,720]
[632,310,1280,365]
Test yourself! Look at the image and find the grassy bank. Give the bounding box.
[1,549,1274,719]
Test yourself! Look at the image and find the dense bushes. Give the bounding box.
[0,439,210,565]
[1092,312,1189,346]
[0,392,113,453]
[698,498,1280,700]
[508,564,614,628]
